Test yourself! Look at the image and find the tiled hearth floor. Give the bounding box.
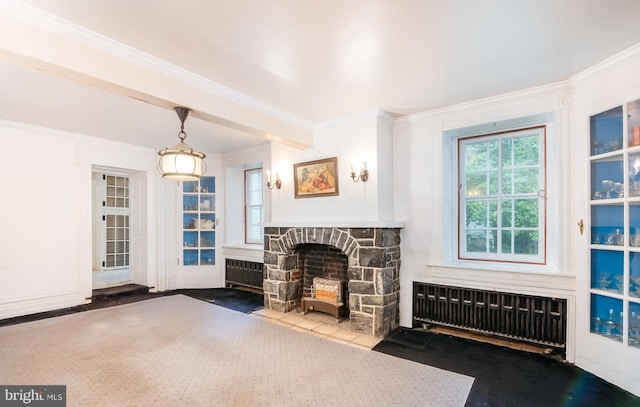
[251,308,381,350]
[252,308,554,354]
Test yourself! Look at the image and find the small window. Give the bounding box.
[245,168,263,244]
[458,126,546,264]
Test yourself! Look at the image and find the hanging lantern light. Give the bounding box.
[158,107,207,181]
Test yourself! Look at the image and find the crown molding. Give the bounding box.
[2,1,313,131]
[377,108,396,124]
[0,118,154,154]
[570,42,640,86]
[395,81,571,125]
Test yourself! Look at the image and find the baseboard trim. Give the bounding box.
[0,291,90,320]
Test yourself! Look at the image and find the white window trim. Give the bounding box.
[458,126,546,264]
[222,145,270,249]
[244,167,264,245]
[442,112,559,273]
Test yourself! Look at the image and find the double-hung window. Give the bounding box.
[244,168,263,244]
[458,126,546,264]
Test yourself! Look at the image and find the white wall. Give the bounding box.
[270,108,396,224]
[376,112,395,221]
[0,120,168,319]
[393,82,577,356]
[221,145,270,264]
[0,123,84,316]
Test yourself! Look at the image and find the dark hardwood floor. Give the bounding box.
[1,288,638,406]
[374,328,640,407]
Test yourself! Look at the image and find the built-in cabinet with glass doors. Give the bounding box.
[180,177,216,267]
[589,99,640,349]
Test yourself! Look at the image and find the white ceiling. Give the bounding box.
[2,0,640,153]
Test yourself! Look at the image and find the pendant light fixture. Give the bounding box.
[157,107,207,181]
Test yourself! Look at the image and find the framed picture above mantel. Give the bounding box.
[293,157,339,199]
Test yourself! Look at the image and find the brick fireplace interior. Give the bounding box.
[263,226,402,338]
[297,244,350,318]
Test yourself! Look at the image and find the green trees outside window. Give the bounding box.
[460,127,546,263]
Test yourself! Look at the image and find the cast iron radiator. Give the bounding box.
[413,282,567,348]
[225,259,264,291]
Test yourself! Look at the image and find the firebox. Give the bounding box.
[297,243,349,316]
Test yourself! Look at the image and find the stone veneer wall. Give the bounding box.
[263,227,401,338]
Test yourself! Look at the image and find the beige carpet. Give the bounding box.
[0,295,473,406]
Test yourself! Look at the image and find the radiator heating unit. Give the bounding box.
[225,259,264,291]
[413,282,567,348]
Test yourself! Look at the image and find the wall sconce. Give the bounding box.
[350,162,369,183]
[266,169,282,190]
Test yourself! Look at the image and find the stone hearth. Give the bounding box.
[263,226,401,338]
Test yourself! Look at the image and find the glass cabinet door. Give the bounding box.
[589,99,640,349]
[181,176,216,266]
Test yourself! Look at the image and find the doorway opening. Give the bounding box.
[91,166,148,290]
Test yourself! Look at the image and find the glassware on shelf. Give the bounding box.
[592,232,603,245]
[605,229,624,246]
[599,309,624,341]
[602,179,615,198]
[591,295,624,342]
[629,156,640,196]
[591,105,623,154]
[630,327,640,347]
[591,316,604,335]
[614,182,624,198]
[592,206,624,246]
[630,310,640,347]
[591,250,624,291]
[593,140,623,155]
[597,273,611,290]
[614,318,624,341]
[602,319,617,337]
[614,275,625,294]
[631,276,640,298]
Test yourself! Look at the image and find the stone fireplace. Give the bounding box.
[263,226,402,338]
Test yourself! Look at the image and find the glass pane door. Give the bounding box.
[589,99,640,349]
[181,176,216,266]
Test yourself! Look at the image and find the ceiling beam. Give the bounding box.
[0,1,314,149]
